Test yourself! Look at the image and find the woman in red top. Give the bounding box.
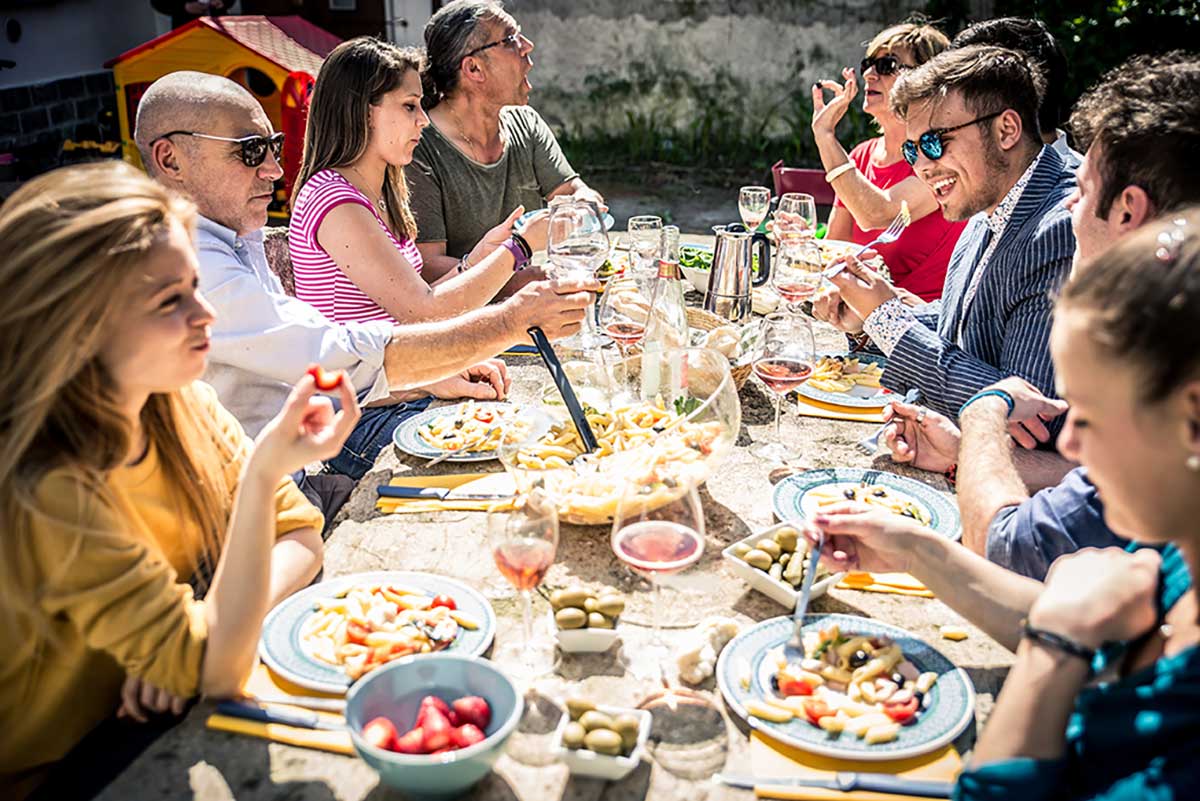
[812,22,966,302]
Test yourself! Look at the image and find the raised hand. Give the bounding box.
[505,276,597,342]
[811,67,859,138]
[251,372,360,480]
[826,249,897,321]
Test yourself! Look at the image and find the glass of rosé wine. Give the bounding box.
[750,312,815,463]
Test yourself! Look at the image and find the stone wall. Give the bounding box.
[0,71,121,180]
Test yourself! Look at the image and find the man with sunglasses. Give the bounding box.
[815,45,1076,437]
[134,71,597,497]
[409,0,605,284]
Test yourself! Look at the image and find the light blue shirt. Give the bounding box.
[195,217,394,437]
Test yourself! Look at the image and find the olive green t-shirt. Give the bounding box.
[408,105,578,258]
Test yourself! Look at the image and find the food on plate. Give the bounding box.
[939,625,969,642]
[561,697,641,756]
[806,356,884,394]
[676,616,741,685]
[679,244,713,272]
[806,481,931,526]
[416,401,516,453]
[361,694,492,755]
[749,623,939,745]
[729,525,825,589]
[307,363,344,391]
[299,582,479,680]
[551,586,625,630]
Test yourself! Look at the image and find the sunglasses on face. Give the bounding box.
[463,30,524,58]
[902,111,1004,166]
[860,54,907,76]
[156,131,285,168]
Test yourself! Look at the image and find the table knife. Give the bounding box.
[377,485,514,501]
[216,700,344,731]
[715,771,953,798]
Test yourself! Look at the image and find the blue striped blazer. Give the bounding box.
[882,146,1077,428]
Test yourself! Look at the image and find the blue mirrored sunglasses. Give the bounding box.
[902,111,1004,166]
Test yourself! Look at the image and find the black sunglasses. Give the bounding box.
[463,30,523,59]
[860,54,907,76]
[156,131,285,168]
[902,111,1004,166]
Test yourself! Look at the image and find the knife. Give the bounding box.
[216,700,344,731]
[377,485,514,501]
[715,771,953,798]
[245,693,347,713]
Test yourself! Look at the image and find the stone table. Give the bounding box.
[99,325,1014,801]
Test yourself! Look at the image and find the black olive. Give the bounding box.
[914,690,926,706]
[843,488,856,500]
[770,674,781,693]
[849,649,870,668]
[890,672,905,686]
[901,509,917,519]
[873,488,887,497]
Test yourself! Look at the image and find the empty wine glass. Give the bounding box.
[750,312,816,463]
[738,186,771,232]
[611,470,706,680]
[627,215,663,284]
[488,489,561,677]
[548,198,609,351]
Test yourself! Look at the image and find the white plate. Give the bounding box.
[391,401,516,462]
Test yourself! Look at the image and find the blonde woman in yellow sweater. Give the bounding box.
[0,161,360,797]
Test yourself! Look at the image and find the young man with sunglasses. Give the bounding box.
[134,71,597,497]
[409,0,605,284]
[815,45,1076,434]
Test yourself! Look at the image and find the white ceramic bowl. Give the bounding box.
[721,522,842,610]
[556,625,620,654]
[553,704,651,780]
[679,262,710,294]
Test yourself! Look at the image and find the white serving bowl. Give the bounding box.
[722,522,842,610]
[553,704,652,780]
[556,625,620,654]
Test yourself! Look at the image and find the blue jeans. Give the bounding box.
[325,397,433,479]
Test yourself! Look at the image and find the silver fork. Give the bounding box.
[425,426,500,467]
[856,388,920,456]
[783,529,825,662]
[823,202,912,280]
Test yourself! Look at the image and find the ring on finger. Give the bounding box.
[916,407,928,424]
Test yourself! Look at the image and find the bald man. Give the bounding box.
[135,71,596,490]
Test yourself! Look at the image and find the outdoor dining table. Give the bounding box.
[96,236,1016,801]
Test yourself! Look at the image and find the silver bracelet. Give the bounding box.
[455,256,471,274]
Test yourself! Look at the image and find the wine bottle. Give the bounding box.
[642,226,688,403]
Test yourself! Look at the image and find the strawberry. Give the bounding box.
[361,717,399,751]
[417,696,454,728]
[306,364,343,391]
[451,696,491,730]
[452,723,486,748]
[421,708,454,752]
[393,726,426,755]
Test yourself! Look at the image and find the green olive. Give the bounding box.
[588,611,614,629]
[579,710,615,732]
[778,552,791,567]
[584,597,599,613]
[551,588,591,610]
[562,721,587,748]
[555,607,588,629]
[774,527,799,552]
[730,542,752,559]
[743,548,772,570]
[566,697,595,720]
[584,728,623,756]
[612,713,641,751]
[768,562,783,581]
[596,595,625,617]
[755,538,782,560]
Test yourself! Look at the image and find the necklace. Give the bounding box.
[344,165,386,213]
[449,105,481,162]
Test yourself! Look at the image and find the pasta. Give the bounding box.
[806,356,884,394]
[417,402,515,453]
[807,482,932,526]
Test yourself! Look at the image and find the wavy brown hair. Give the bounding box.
[298,37,423,241]
[0,161,236,636]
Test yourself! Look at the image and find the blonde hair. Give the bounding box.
[865,22,950,65]
[0,161,236,633]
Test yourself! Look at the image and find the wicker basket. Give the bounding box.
[686,307,752,390]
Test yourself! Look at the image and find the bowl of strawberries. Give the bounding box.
[345,653,522,798]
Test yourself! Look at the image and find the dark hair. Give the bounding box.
[952,17,1067,136]
[890,45,1045,144]
[1060,206,1200,402]
[1069,52,1200,219]
[298,37,422,241]
[421,0,506,109]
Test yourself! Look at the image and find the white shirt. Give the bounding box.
[195,216,394,437]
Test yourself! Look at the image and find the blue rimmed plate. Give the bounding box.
[259,571,496,694]
[517,210,615,231]
[716,613,975,761]
[796,353,894,409]
[772,468,960,541]
[392,401,516,462]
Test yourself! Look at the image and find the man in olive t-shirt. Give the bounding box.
[413,0,605,283]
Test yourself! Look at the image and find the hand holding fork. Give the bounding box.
[823,201,911,280]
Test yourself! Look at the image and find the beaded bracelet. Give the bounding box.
[1020,618,1097,664]
[959,388,1015,419]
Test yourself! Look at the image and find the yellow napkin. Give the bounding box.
[838,572,934,598]
[375,472,516,514]
[750,730,961,800]
[793,395,885,424]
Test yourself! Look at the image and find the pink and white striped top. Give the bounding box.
[289,169,423,325]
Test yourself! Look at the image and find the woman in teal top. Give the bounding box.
[806,207,1200,801]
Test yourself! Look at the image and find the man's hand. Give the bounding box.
[571,186,608,213]
[802,502,933,575]
[811,68,858,139]
[811,286,865,334]
[882,401,961,473]
[987,376,1070,449]
[423,359,510,400]
[118,676,190,722]
[504,277,597,342]
[826,250,897,320]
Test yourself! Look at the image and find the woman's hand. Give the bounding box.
[882,401,961,473]
[803,502,934,575]
[811,67,858,139]
[423,359,511,401]
[117,676,190,722]
[251,373,360,480]
[1029,547,1162,649]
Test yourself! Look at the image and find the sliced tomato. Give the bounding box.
[777,674,815,697]
[802,699,834,726]
[474,410,494,424]
[884,695,920,724]
[430,595,457,611]
[345,620,370,645]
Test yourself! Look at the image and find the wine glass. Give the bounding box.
[488,489,561,677]
[597,276,647,357]
[547,198,609,351]
[611,471,706,680]
[738,186,771,232]
[627,215,663,285]
[750,312,816,463]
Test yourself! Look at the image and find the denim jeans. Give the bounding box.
[325,397,433,479]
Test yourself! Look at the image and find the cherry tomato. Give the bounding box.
[475,411,494,424]
[345,620,370,645]
[777,674,815,697]
[306,364,343,391]
[884,695,920,724]
[430,595,457,611]
[802,699,834,726]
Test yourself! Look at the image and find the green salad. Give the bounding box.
[679,246,759,273]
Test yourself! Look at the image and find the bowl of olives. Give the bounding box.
[550,586,625,653]
[721,522,842,609]
[553,697,651,780]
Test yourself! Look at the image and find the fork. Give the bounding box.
[425,426,500,467]
[823,201,912,280]
[783,529,825,662]
[856,388,920,456]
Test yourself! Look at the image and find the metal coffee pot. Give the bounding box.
[702,223,772,324]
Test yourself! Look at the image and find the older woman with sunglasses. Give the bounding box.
[811,21,967,302]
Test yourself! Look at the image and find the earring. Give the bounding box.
[1188,454,1200,472]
